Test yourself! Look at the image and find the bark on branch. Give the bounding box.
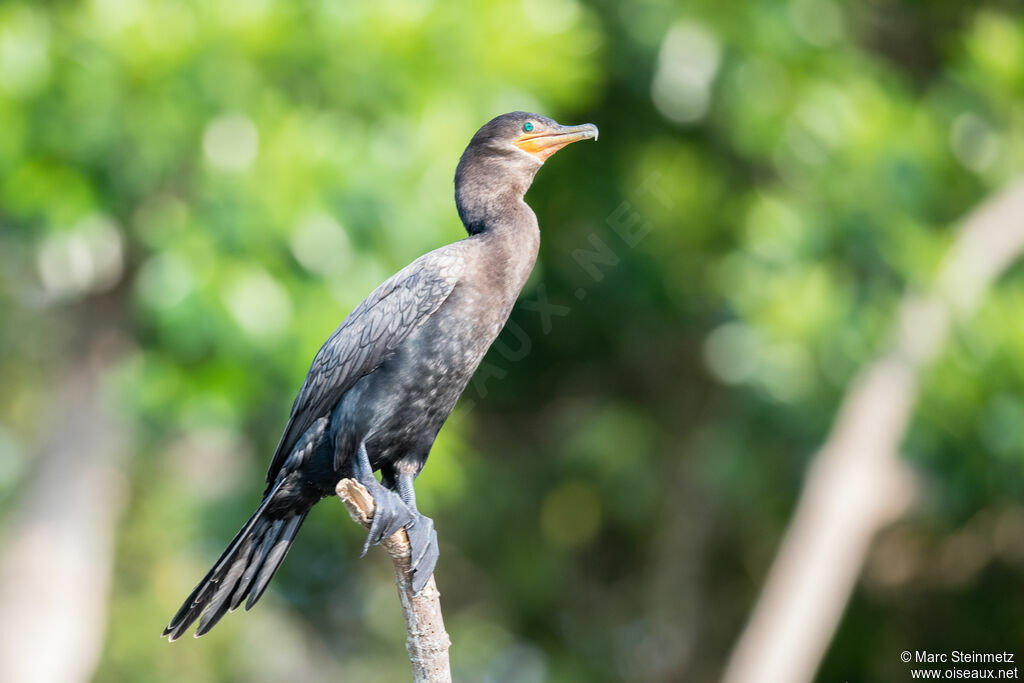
[335,479,452,683]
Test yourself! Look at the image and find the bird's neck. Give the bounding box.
[456,177,530,229]
[454,151,542,291]
[463,194,540,296]
[454,147,541,237]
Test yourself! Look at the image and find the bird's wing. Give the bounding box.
[265,245,464,485]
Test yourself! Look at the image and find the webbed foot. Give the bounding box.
[405,513,439,594]
[360,481,414,556]
[351,442,415,556]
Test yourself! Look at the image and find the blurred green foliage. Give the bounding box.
[1,0,1023,680]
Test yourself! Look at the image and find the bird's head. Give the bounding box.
[466,111,599,164]
[455,112,598,233]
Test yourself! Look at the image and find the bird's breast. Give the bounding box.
[335,236,537,468]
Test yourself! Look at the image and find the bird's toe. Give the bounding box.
[406,514,439,594]
[361,486,414,556]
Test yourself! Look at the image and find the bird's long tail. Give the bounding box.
[162,480,310,641]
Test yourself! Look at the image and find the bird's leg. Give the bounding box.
[395,470,439,595]
[351,441,414,556]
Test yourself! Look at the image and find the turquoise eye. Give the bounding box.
[523,122,534,132]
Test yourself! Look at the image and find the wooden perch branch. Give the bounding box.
[723,180,1024,683]
[335,479,452,683]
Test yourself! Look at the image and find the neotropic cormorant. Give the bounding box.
[164,112,598,640]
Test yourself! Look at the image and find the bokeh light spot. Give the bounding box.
[0,7,51,98]
[704,322,759,385]
[35,215,124,301]
[290,211,351,277]
[203,113,260,172]
[651,22,720,125]
[136,253,195,310]
[950,112,998,173]
[223,268,292,337]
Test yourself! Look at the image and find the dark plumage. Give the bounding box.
[164,111,598,641]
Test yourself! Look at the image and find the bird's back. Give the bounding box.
[265,241,469,486]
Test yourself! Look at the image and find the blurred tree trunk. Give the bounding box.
[723,180,1024,683]
[0,296,130,683]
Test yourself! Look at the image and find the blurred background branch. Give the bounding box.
[724,180,1024,683]
[0,297,130,683]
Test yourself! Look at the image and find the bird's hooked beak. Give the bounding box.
[514,122,599,162]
